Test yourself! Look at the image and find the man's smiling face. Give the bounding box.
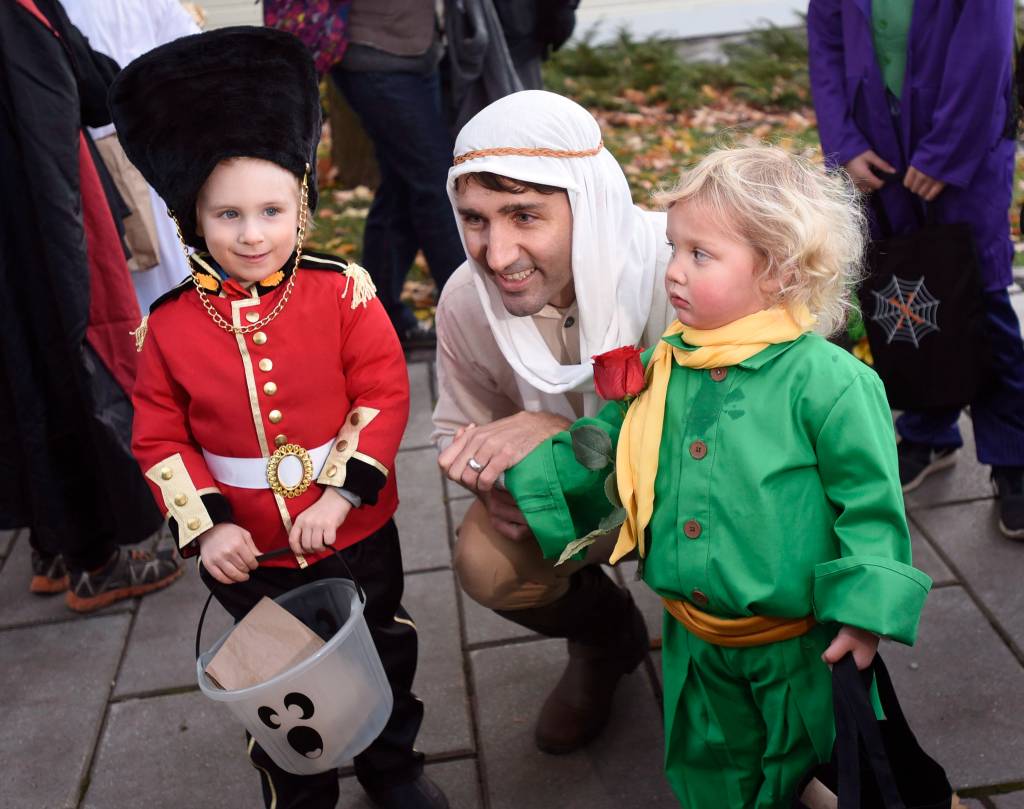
[455,176,574,317]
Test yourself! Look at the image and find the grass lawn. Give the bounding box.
[306,25,1024,329]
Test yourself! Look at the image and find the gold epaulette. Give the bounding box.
[342,262,377,309]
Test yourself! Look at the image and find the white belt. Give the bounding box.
[203,439,334,491]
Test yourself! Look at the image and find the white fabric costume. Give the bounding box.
[443,90,674,420]
[63,0,197,313]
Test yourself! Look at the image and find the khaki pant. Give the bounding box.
[453,498,619,611]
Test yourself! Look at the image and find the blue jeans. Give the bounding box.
[897,289,1024,467]
[331,68,465,334]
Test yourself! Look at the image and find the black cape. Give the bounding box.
[0,0,162,560]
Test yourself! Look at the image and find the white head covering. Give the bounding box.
[447,90,670,418]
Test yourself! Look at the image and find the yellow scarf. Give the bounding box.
[610,306,813,564]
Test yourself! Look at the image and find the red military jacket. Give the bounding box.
[131,250,409,569]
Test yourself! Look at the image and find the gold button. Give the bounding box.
[691,589,709,607]
[186,517,201,531]
[683,519,702,539]
[335,439,348,452]
[173,493,188,507]
[350,412,360,426]
[325,464,337,477]
[258,358,273,372]
[689,440,707,460]
[252,331,267,345]
[263,381,278,396]
[160,467,173,481]
[274,433,287,447]
[245,311,260,323]
[710,367,728,382]
[268,409,283,424]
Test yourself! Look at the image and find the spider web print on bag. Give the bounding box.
[869,275,941,347]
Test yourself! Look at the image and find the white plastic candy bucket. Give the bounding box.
[196,577,393,776]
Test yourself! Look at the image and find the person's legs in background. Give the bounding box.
[331,67,465,347]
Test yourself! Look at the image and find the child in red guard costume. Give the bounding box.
[110,27,448,809]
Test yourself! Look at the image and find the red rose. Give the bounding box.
[592,346,645,401]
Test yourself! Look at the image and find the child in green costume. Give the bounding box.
[503,146,932,808]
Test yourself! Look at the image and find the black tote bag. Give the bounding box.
[858,195,988,411]
[793,655,955,809]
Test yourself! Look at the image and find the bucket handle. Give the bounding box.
[195,544,364,661]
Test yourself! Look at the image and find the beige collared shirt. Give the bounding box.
[432,265,583,451]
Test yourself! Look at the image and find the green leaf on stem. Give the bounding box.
[571,425,613,471]
[598,506,627,532]
[604,472,622,508]
[555,535,599,566]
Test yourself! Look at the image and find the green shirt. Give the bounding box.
[507,332,931,645]
[872,0,914,98]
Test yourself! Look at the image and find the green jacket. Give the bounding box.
[507,332,931,645]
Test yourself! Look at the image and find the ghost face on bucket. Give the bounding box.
[455,177,575,317]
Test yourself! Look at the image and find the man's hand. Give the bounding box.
[822,625,880,670]
[843,149,895,193]
[481,488,534,542]
[199,523,260,584]
[904,166,946,202]
[288,487,352,556]
[438,411,571,493]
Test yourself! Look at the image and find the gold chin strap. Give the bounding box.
[170,163,311,336]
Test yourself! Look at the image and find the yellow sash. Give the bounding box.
[610,306,813,564]
[663,598,816,647]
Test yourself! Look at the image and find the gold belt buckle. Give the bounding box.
[266,443,314,498]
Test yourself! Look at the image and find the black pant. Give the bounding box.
[200,519,424,809]
[330,67,465,334]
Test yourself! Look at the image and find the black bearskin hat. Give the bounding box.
[109,26,320,250]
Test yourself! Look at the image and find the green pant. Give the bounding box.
[660,618,837,808]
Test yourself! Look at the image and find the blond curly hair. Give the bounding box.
[656,146,866,335]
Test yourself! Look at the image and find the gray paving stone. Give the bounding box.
[339,757,483,808]
[912,501,1024,652]
[402,361,435,450]
[471,637,675,809]
[993,789,1024,808]
[404,569,473,756]
[0,526,20,557]
[2,614,130,809]
[880,586,1024,790]
[910,521,956,587]
[903,415,992,509]
[0,529,131,628]
[115,562,233,698]
[82,690,262,809]
[395,447,451,573]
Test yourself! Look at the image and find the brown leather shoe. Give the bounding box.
[534,638,646,754]
[495,566,651,754]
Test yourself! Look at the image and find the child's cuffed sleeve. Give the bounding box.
[506,400,625,560]
[132,328,230,557]
[327,289,410,506]
[811,373,931,644]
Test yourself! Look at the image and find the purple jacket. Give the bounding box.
[807,0,1016,289]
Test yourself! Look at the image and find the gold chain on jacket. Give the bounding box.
[170,165,310,335]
